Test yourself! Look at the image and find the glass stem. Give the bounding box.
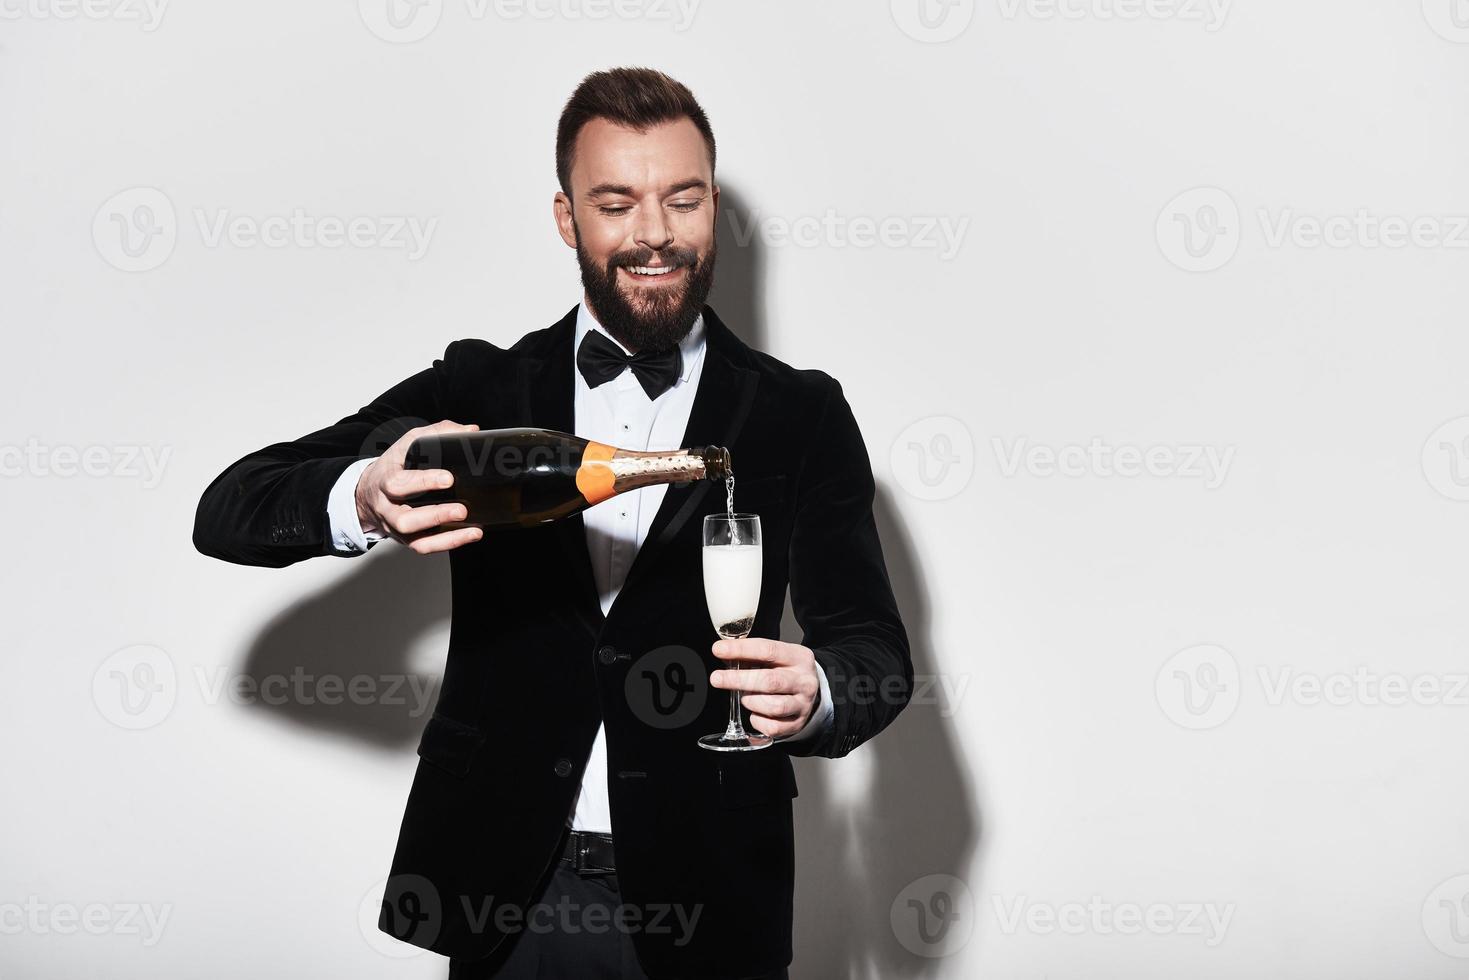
[725,650,746,739]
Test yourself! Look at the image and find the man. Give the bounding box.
[193,67,911,979]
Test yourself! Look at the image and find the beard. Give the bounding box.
[575,229,717,354]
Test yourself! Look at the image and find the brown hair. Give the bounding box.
[556,67,716,195]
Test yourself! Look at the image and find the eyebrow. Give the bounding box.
[585,178,709,199]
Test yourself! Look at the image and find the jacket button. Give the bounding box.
[293,521,305,536]
[597,645,617,665]
[270,527,281,542]
[553,758,573,778]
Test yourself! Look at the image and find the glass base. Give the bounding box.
[698,732,773,752]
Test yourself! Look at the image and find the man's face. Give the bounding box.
[554,117,718,353]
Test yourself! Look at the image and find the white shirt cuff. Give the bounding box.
[326,458,384,556]
[784,659,836,742]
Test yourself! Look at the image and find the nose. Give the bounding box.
[632,204,674,254]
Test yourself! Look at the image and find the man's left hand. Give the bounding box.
[709,638,821,739]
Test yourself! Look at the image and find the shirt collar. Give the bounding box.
[575,299,705,387]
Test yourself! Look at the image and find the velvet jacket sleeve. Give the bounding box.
[782,377,913,759]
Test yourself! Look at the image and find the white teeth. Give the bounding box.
[628,265,676,276]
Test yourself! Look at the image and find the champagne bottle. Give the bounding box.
[403,427,732,530]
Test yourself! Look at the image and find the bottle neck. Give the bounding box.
[693,446,731,482]
[608,449,704,486]
[574,443,732,505]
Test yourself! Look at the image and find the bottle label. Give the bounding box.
[575,441,617,504]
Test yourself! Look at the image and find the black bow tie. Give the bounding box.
[576,329,682,400]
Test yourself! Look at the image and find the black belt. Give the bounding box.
[561,830,616,875]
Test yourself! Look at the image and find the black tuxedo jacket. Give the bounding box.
[192,305,912,978]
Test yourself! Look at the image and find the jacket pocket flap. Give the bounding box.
[717,756,799,809]
[416,713,487,777]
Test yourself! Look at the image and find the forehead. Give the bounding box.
[569,117,712,195]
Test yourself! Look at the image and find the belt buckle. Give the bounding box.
[575,838,592,874]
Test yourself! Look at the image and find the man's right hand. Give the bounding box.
[356,420,483,555]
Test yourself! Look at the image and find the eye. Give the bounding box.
[669,199,703,212]
[598,205,632,217]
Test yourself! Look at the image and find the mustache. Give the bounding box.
[608,245,700,271]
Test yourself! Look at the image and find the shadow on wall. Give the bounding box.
[785,487,981,979]
[241,547,449,750]
[237,182,981,975]
[719,182,983,977]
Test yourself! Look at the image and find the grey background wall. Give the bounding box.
[5,1,1469,977]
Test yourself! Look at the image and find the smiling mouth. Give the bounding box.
[621,264,686,284]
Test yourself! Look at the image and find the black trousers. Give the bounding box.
[446,853,790,980]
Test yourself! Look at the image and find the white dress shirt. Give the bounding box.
[325,300,834,832]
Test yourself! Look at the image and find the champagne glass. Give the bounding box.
[698,514,771,752]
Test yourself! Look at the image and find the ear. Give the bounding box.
[553,191,577,249]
